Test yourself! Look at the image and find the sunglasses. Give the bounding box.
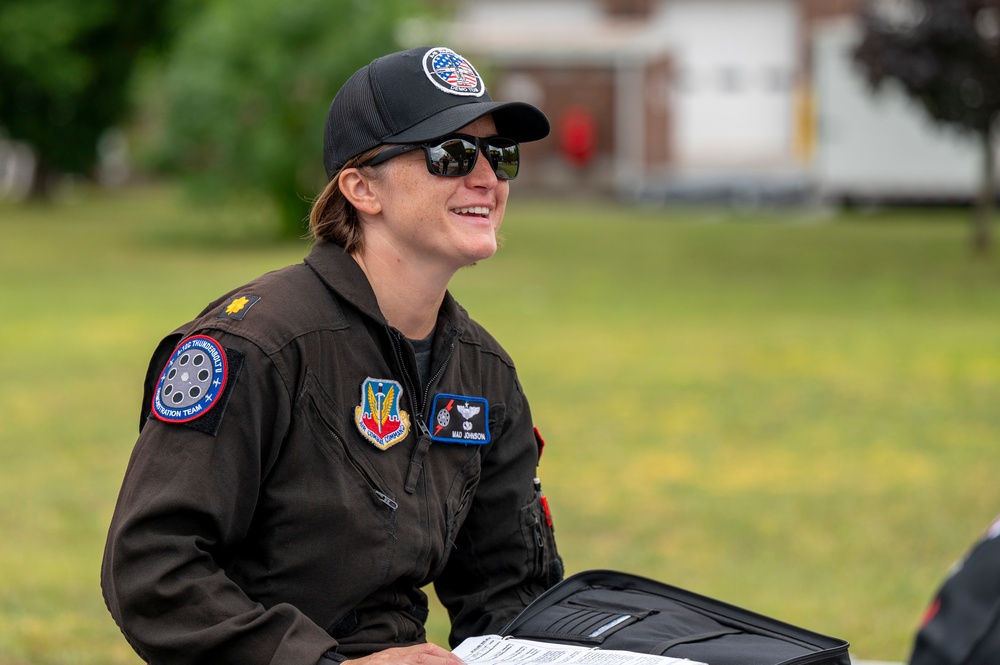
[363,134,520,180]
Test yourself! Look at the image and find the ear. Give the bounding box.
[338,168,382,216]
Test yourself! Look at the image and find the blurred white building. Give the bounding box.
[442,0,986,203]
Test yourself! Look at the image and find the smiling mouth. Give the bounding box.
[452,206,491,217]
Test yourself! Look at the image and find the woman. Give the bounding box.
[102,46,562,665]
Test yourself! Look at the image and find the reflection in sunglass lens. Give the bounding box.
[428,139,478,176]
[424,136,519,180]
[487,140,519,180]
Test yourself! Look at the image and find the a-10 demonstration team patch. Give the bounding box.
[152,335,228,423]
[430,394,490,445]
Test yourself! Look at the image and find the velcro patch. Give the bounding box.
[151,335,243,435]
[429,394,490,445]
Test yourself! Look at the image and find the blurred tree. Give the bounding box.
[854,0,1000,254]
[154,0,431,238]
[0,0,188,197]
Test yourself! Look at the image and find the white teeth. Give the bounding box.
[453,206,490,216]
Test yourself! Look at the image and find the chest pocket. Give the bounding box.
[444,404,505,536]
[446,459,480,549]
[296,371,398,591]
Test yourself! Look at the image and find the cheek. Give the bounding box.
[375,159,432,205]
[494,186,510,227]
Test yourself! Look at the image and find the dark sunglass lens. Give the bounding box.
[427,138,478,176]
[487,139,519,180]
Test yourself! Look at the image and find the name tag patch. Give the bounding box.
[430,394,490,445]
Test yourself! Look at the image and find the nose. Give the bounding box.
[465,145,500,187]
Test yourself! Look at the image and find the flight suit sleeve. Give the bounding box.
[433,378,563,647]
[101,330,337,665]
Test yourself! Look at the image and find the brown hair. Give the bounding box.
[309,146,388,253]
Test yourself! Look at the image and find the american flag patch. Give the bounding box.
[423,47,485,97]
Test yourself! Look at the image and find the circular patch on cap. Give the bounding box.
[152,335,228,423]
[423,47,485,97]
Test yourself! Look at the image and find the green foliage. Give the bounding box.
[153,0,429,238]
[0,0,186,184]
[854,0,1000,137]
[853,0,1000,251]
[2,187,1000,663]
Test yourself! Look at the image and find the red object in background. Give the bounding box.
[559,107,596,167]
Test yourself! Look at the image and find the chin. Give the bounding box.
[463,233,498,259]
[474,240,499,261]
[457,245,497,269]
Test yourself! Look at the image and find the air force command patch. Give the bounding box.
[355,378,411,450]
[152,335,228,423]
[430,394,490,445]
[423,47,485,97]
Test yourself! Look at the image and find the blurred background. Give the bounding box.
[7,0,1000,226]
[2,0,1000,663]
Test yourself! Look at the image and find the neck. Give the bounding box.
[351,248,451,340]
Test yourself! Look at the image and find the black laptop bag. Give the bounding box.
[500,570,851,665]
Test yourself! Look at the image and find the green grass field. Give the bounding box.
[2,185,999,664]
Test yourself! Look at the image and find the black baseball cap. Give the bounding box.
[323,46,550,179]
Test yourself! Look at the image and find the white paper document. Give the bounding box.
[453,635,708,665]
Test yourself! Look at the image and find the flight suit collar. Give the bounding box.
[303,241,468,337]
[304,241,386,324]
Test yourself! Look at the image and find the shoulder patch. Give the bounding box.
[217,294,261,320]
[430,394,491,445]
[152,335,232,427]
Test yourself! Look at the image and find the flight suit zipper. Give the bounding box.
[390,330,456,435]
[391,329,458,497]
